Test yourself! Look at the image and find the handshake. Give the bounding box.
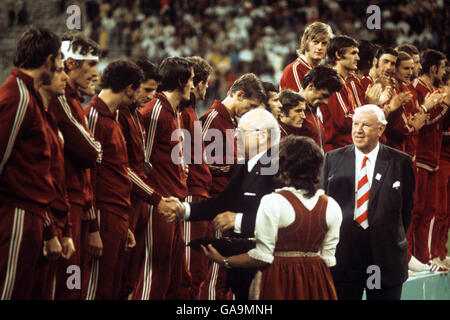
[157,196,186,222]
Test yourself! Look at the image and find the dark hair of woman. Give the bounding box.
[275,135,324,198]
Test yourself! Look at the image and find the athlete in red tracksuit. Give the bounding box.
[181,95,213,298]
[407,77,448,264]
[430,113,450,263]
[48,33,103,300]
[86,94,131,300]
[198,99,238,300]
[138,90,193,300]
[280,22,333,92]
[117,101,166,299]
[49,84,102,300]
[86,83,162,299]
[31,101,72,300]
[0,67,62,299]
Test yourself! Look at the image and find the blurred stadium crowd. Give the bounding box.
[2,0,449,109]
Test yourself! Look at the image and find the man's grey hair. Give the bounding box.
[239,108,281,145]
[353,104,388,126]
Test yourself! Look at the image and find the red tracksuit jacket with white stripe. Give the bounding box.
[117,103,162,206]
[140,93,188,200]
[319,75,366,152]
[45,109,72,237]
[48,85,102,229]
[181,102,212,199]
[0,68,62,238]
[280,55,312,92]
[410,79,449,171]
[199,100,237,197]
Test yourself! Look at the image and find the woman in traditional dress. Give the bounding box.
[201,135,342,300]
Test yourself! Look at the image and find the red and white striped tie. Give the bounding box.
[355,156,370,229]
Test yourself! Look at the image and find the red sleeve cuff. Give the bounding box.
[43,223,57,241]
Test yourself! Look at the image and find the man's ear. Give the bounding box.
[235,90,245,101]
[335,50,342,61]
[125,83,135,97]
[430,65,437,75]
[44,54,54,70]
[379,124,386,137]
[305,82,315,91]
[372,57,378,68]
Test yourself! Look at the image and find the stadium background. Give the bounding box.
[0,0,448,113]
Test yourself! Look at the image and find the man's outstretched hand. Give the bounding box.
[158,196,186,222]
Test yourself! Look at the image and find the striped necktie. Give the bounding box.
[355,156,370,229]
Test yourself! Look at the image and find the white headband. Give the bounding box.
[61,40,99,61]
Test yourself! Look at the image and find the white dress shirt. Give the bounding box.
[247,187,342,267]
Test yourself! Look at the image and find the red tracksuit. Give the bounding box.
[86,95,151,300]
[117,103,162,299]
[31,107,71,300]
[200,100,238,197]
[137,92,191,300]
[48,85,102,300]
[431,109,450,260]
[319,75,365,152]
[181,101,213,298]
[280,55,312,92]
[0,68,60,299]
[406,79,449,263]
[198,100,237,300]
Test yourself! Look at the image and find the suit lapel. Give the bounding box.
[369,144,390,208]
[345,145,356,211]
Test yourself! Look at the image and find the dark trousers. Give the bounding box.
[333,222,403,300]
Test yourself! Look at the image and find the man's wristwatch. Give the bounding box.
[223,258,231,269]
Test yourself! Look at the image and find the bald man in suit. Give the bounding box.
[322,105,415,300]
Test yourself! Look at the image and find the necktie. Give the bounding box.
[355,156,370,229]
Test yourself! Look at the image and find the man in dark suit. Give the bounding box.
[163,108,281,299]
[322,104,415,300]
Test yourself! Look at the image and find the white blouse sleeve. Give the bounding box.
[320,196,343,267]
[247,193,294,264]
